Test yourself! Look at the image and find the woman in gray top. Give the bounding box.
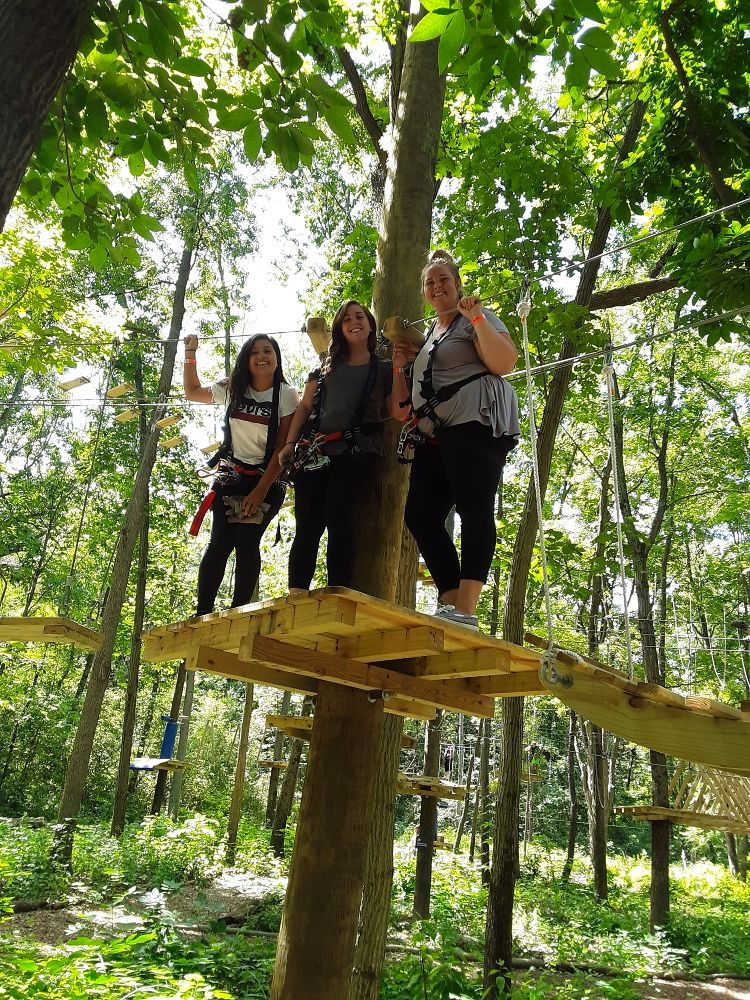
[391,251,519,628]
[280,300,393,591]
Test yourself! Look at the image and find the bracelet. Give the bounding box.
[184,358,197,365]
[393,367,405,374]
[470,315,484,326]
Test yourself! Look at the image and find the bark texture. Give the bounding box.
[0,0,93,230]
[226,684,255,864]
[413,710,443,918]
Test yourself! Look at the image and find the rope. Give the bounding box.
[517,279,554,648]
[602,347,636,679]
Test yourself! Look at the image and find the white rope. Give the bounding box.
[518,280,554,647]
[602,348,635,678]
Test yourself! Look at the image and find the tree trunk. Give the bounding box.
[168,667,195,819]
[271,697,314,858]
[226,683,254,864]
[484,99,647,997]
[480,719,492,885]
[454,744,477,853]
[271,20,445,1000]
[111,496,149,837]
[469,719,485,864]
[413,710,443,919]
[151,662,186,815]
[350,527,417,1000]
[561,711,578,883]
[266,690,292,826]
[55,238,195,853]
[0,0,94,230]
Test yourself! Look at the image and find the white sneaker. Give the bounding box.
[433,602,455,618]
[433,605,479,630]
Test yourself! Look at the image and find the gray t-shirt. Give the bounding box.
[313,358,393,455]
[410,309,520,439]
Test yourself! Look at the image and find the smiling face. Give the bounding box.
[340,302,372,348]
[248,337,277,377]
[423,263,462,313]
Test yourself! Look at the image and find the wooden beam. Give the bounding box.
[243,635,495,718]
[384,699,437,720]
[394,647,511,679]
[396,773,466,801]
[313,625,445,662]
[450,671,548,697]
[189,647,318,695]
[614,805,750,835]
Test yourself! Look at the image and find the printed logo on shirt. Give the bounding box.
[232,399,272,425]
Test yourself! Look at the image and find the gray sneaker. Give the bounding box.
[433,606,479,630]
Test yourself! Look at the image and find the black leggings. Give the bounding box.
[404,422,514,597]
[196,481,285,615]
[288,453,378,590]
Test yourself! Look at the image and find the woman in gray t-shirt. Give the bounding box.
[279,300,393,591]
[391,251,519,629]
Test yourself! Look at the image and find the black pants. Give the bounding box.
[288,452,378,590]
[404,422,514,597]
[196,481,285,615]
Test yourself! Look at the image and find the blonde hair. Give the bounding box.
[421,250,464,296]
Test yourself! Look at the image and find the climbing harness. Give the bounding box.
[292,355,380,473]
[190,377,283,535]
[396,314,489,463]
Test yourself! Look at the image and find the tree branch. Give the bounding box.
[336,47,386,169]
[589,277,678,310]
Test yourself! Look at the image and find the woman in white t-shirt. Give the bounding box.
[183,333,299,614]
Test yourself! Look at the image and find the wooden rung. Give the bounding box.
[258,760,288,769]
[106,382,135,398]
[114,408,140,423]
[396,773,465,800]
[201,441,222,454]
[0,616,101,651]
[130,757,188,772]
[155,414,182,429]
[159,434,187,449]
[58,376,89,391]
[306,316,329,355]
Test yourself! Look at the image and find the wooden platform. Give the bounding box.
[396,773,466,800]
[258,759,288,770]
[142,588,543,719]
[129,757,187,772]
[0,616,102,651]
[266,713,418,749]
[614,806,750,835]
[537,646,750,776]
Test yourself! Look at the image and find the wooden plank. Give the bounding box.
[189,646,318,695]
[539,659,750,775]
[396,774,465,800]
[130,757,187,772]
[0,616,101,651]
[258,760,288,769]
[243,635,495,718]
[313,626,445,662]
[635,682,687,710]
[400,647,511,679]
[615,805,750,835]
[383,699,437,721]
[267,714,314,733]
[684,696,744,721]
[451,671,548,697]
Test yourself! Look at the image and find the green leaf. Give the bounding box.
[565,49,590,89]
[128,150,145,176]
[243,119,263,161]
[410,11,453,43]
[143,4,177,63]
[578,26,613,49]
[173,55,213,76]
[89,243,108,271]
[272,128,299,172]
[438,11,466,73]
[84,95,109,141]
[569,0,605,23]
[582,45,621,78]
[217,106,258,131]
[184,160,199,191]
[323,105,356,146]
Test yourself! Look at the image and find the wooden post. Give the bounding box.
[270,683,384,1000]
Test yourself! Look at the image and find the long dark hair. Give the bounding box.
[325,300,377,373]
[227,334,287,410]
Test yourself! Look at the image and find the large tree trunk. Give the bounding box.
[270,22,445,1000]
[55,239,195,853]
[265,690,292,826]
[350,528,417,1000]
[483,99,647,997]
[226,683,254,864]
[0,0,93,230]
[413,710,443,919]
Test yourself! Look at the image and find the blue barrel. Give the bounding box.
[160,715,178,758]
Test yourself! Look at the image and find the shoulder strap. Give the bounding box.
[309,367,324,433]
[261,378,282,466]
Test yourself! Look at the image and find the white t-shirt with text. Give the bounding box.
[210,380,299,466]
